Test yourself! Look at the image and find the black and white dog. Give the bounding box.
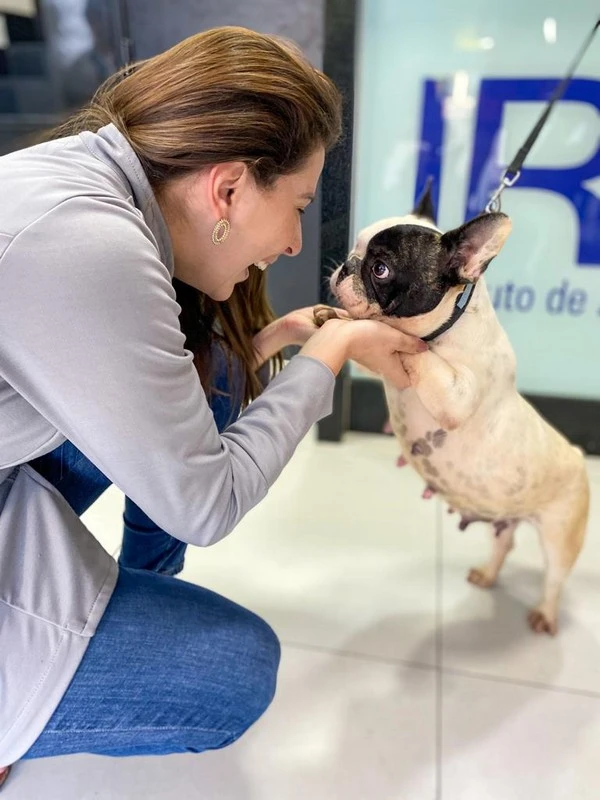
[324,185,589,635]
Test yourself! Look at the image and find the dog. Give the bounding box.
[324,183,589,635]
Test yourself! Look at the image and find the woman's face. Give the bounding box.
[162,147,325,301]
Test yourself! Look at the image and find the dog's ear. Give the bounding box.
[412,176,436,224]
[439,213,511,283]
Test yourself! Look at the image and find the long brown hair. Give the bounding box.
[47,26,342,404]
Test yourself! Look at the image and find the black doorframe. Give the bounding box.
[317,0,600,455]
[316,0,357,442]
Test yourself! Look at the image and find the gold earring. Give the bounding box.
[212,218,230,245]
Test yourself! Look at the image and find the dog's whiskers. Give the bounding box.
[320,261,343,306]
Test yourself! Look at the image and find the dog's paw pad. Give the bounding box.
[396,454,407,467]
[527,610,557,636]
[422,485,436,499]
[467,568,495,589]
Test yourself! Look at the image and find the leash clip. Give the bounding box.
[485,169,521,214]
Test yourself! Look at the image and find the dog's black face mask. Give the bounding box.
[332,183,512,321]
[357,224,454,318]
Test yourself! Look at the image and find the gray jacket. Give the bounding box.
[0,124,334,764]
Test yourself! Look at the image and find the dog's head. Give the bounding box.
[331,181,512,330]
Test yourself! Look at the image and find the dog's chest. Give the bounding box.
[385,383,460,469]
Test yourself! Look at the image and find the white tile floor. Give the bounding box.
[6,431,600,799]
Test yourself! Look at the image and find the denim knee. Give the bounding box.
[238,612,281,726]
[200,609,281,751]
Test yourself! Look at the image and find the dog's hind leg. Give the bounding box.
[529,479,589,636]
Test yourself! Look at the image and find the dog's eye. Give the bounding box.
[372,262,390,280]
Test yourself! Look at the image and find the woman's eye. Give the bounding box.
[372,262,390,279]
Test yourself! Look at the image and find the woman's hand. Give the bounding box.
[252,305,347,368]
[279,305,350,347]
[299,317,427,390]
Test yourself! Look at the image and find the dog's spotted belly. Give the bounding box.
[407,444,528,528]
[386,386,534,525]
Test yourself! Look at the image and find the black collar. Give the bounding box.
[421,283,475,343]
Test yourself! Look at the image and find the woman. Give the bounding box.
[0,26,424,785]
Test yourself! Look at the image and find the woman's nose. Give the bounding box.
[284,224,303,257]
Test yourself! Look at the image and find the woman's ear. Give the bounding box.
[207,161,248,216]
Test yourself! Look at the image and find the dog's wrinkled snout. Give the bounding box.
[335,263,349,285]
[336,255,360,285]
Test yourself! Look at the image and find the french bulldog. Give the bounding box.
[326,183,589,635]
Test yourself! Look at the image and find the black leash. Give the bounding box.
[419,19,598,342]
[486,17,600,213]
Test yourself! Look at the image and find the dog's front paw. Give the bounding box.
[527,609,557,636]
[313,304,343,327]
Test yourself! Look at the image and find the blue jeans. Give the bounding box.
[22,348,281,759]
